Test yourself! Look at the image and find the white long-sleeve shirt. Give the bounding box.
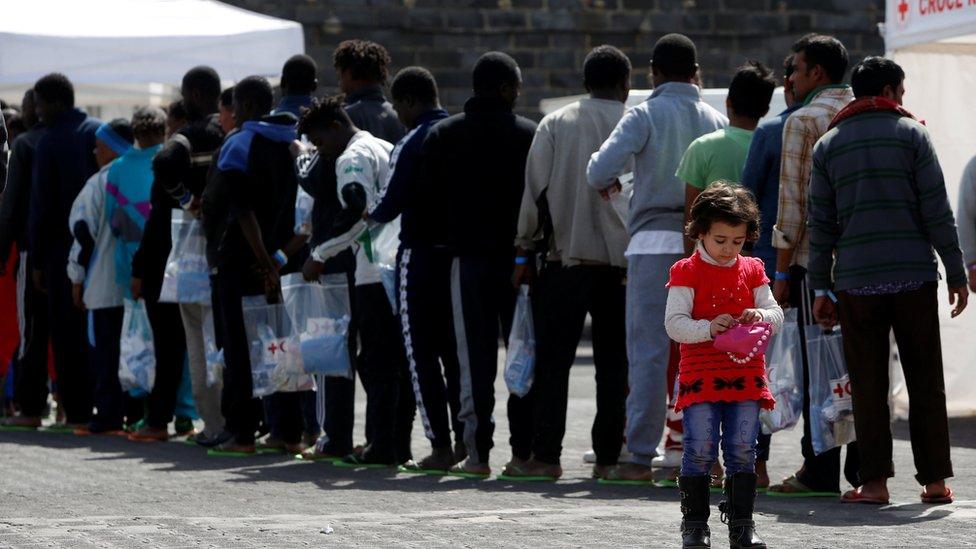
[664,244,783,344]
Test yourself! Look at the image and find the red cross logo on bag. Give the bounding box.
[267,342,279,355]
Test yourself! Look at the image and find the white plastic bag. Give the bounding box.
[202,306,223,388]
[281,273,353,379]
[807,326,856,455]
[119,298,156,394]
[759,308,803,434]
[609,172,634,227]
[504,285,535,397]
[159,210,210,304]
[370,217,400,312]
[242,296,314,397]
[294,186,314,237]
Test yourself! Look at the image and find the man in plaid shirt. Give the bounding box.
[768,34,861,497]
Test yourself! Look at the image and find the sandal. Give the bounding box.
[767,474,841,498]
[841,488,889,505]
[921,486,953,504]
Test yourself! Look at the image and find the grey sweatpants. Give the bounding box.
[179,303,224,437]
[625,253,683,466]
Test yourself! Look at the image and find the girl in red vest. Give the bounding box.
[665,183,783,549]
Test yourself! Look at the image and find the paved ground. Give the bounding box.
[2,351,975,548]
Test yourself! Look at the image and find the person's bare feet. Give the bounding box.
[921,480,953,503]
[842,479,889,504]
[607,462,653,482]
[756,459,770,489]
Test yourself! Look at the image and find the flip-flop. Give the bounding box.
[767,475,841,498]
[332,456,394,469]
[206,448,255,458]
[448,469,490,479]
[841,489,889,505]
[921,487,953,504]
[397,465,450,476]
[497,474,559,482]
[0,424,39,432]
[597,478,656,487]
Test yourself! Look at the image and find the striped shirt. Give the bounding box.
[772,86,853,268]
[807,110,967,292]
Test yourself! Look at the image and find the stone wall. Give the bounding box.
[224,0,885,118]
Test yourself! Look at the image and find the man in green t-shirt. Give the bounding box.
[678,61,776,252]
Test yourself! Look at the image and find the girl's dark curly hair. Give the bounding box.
[685,181,761,243]
[333,40,392,85]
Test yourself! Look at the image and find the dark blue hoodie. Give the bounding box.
[202,113,298,272]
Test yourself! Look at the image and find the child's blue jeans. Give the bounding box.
[681,400,761,477]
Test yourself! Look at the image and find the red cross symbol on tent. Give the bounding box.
[898,0,909,22]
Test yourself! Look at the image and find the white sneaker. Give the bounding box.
[651,449,682,468]
[583,444,634,464]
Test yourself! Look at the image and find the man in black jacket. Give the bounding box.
[129,66,226,444]
[28,73,101,428]
[419,52,537,477]
[202,76,299,454]
[0,90,50,429]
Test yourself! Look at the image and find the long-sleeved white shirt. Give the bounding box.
[664,244,784,344]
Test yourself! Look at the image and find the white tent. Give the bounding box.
[0,0,304,116]
[885,0,976,417]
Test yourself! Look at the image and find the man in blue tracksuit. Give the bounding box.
[201,76,299,454]
[366,67,460,472]
[28,73,102,428]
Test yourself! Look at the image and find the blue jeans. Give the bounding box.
[681,400,761,477]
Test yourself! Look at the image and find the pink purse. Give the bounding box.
[713,322,773,364]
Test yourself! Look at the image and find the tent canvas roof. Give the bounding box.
[0,0,304,85]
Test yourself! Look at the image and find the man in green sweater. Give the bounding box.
[808,56,968,505]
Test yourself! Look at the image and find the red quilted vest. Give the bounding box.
[666,252,775,412]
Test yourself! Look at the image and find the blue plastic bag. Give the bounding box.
[504,285,535,397]
[159,210,210,304]
[119,298,156,394]
[281,274,353,379]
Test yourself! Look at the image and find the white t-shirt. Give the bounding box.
[335,131,393,286]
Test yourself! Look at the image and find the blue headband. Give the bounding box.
[95,123,133,156]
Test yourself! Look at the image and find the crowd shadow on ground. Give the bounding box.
[0,428,961,529]
[893,416,976,449]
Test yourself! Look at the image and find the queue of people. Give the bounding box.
[0,32,971,549]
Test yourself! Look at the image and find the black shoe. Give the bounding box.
[679,476,711,548]
[719,473,766,549]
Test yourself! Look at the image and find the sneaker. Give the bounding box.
[651,449,682,468]
[195,430,233,448]
[174,416,196,437]
[128,425,170,442]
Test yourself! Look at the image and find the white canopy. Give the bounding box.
[885,0,976,417]
[0,0,304,113]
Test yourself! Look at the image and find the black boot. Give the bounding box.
[679,476,711,548]
[719,473,767,549]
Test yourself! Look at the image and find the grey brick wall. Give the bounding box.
[224,0,885,119]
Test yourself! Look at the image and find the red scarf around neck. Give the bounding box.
[829,96,921,130]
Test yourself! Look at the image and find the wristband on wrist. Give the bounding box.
[178,191,193,208]
[273,249,288,267]
[514,256,529,266]
[774,271,790,281]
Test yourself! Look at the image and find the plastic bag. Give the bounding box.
[294,186,314,237]
[759,308,803,434]
[242,296,314,397]
[807,326,856,455]
[370,217,400,312]
[202,306,223,388]
[119,298,156,394]
[504,285,535,397]
[281,273,353,378]
[159,210,210,304]
[609,172,634,227]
